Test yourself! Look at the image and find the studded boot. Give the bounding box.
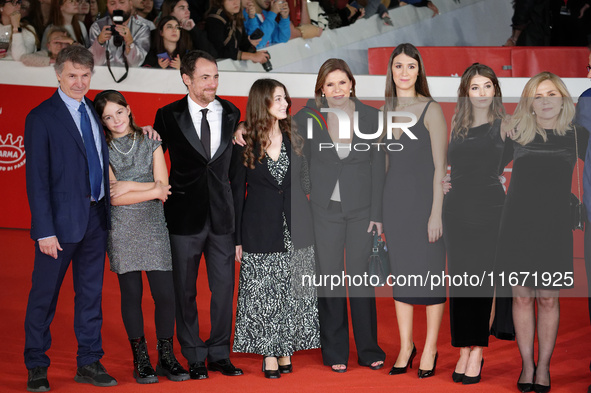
[129,337,158,384]
[156,337,190,382]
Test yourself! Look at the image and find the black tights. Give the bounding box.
[117,270,175,340]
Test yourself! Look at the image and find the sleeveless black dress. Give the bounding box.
[443,120,506,347]
[383,100,446,305]
[496,126,588,289]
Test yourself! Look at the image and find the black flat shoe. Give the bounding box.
[278,356,292,374]
[208,359,243,376]
[262,357,280,379]
[389,344,416,375]
[418,352,438,379]
[452,371,464,383]
[462,359,484,385]
[189,362,208,380]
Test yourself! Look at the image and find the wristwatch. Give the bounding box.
[128,42,135,49]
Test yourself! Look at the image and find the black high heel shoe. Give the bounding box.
[389,344,416,375]
[462,358,484,385]
[452,370,464,383]
[517,365,536,392]
[278,356,292,374]
[418,352,438,379]
[533,371,550,393]
[262,357,280,379]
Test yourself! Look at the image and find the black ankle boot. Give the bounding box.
[156,337,190,382]
[129,337,158,384]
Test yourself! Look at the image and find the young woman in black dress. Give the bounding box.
[443,63,508,385]
[381,43,448,379]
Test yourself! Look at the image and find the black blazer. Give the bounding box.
[153,96,241,235]
[293,98,385,222]
[230,135,315,253]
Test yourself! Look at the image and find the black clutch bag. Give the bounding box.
[368,228,390,287]
[570,193,585,231]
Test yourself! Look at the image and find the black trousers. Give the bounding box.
[117,270,175,340]
[584,220,591,324]
[312,201,385,366]
[169,217,235,364]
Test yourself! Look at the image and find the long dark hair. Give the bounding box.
[243,79,303,169]
[313,58,356,108]
[452,63,505,139]
[48,0,85,45]
[154,16,192,59]
[384,43,430,111]
[93,90,143,145]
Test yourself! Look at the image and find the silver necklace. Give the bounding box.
[111,134,136,155]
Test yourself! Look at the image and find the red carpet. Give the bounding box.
[1,228,590,392]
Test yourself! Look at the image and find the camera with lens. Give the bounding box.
[110,10,125,47]
[262,52,272,72]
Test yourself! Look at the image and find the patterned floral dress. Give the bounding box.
[233,143,320,356]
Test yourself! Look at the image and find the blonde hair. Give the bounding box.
[511,72,575,145]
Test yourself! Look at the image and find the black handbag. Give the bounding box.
[368,228,390,287]
[571,126,585,231]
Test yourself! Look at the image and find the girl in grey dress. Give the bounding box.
[94,90,188,384]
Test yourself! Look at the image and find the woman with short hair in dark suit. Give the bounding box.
[230,78,320,379]
[292,58,386,373]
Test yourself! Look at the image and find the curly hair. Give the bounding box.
[242,79,303,169]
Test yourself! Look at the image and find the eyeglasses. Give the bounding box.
[587,65,591,72]
[164,24,182,31]
[10,0,22,5]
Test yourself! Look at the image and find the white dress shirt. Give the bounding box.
[187,96,223,158]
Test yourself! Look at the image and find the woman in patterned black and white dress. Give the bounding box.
[230,79,320,379]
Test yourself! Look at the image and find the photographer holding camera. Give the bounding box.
[89,0,150,70]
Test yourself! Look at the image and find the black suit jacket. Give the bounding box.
[153,95,240,235]
[230,136,314,253]
[293,98,385,222]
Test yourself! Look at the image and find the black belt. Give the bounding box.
[90,198,104,207]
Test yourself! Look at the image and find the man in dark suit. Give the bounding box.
[153,50,243,380]
[23,45,116,392]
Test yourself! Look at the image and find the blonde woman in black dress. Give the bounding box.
[496,72,588,393]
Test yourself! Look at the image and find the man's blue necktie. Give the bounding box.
[78,102,102,201]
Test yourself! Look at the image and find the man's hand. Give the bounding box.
[233,123,246,146]
[244,0,256,19]
[39,236,63,259]
[114,24,133,47]
[142,126,162,141]
[98,25,113,45]
[278,0,289,18]
[270,0,281,14]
